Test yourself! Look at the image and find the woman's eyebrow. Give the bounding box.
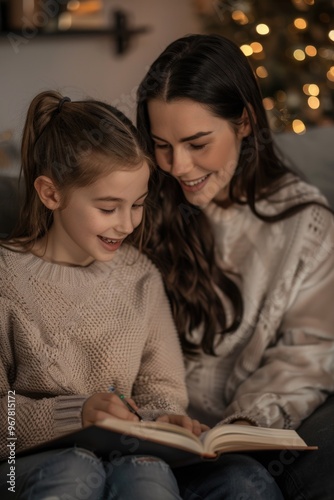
[151,131,212,143]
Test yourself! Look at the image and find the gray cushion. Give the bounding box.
[274,127,334,208]
[0,176,23,236]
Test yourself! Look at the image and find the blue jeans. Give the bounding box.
[256,393,334,500]
[174,453,284,500]
[0,448,181,500]
[174,394,334,500]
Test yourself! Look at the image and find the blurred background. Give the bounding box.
[0,0,333,175]
[195,0,334,134]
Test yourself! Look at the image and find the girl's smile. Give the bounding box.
[97,235,125,252]
[34,162,150,267]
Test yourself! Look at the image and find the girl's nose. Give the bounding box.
[114,212,134,236]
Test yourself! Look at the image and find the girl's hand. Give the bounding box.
[82,392,139,427]
[156,414,210,437]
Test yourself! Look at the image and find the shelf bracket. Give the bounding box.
[110,9,151,55]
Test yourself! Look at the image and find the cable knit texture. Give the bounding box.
[185,177,334,430]
[0,244,188,459]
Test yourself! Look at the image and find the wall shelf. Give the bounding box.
[0,9,151,55]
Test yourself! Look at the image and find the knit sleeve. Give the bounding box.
[220,209,334,429]
[131,268,188,420]
[0,297,87,459]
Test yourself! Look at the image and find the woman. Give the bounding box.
[136,34,334,499]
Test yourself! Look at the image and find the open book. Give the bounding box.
[19,417,316,467]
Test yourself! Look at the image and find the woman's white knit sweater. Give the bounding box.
[0,244,188,459]
[185,177,334,429]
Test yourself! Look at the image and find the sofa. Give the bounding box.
[0,126,333,235]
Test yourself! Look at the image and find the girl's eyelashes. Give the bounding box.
[99,204,145,214]
[190,143,206,150]
[100,208,116,214]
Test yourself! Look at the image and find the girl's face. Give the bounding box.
[45,162,150,266]
[147,99,250,208]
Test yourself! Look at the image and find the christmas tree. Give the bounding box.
[194,0,334,133]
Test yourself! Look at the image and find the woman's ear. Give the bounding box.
[34,176,61,210]
[238,106,254,138]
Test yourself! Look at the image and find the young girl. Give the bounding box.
[0,90,202,499]
[136,34,334,499]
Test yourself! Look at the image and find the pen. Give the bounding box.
[108,386,143,421]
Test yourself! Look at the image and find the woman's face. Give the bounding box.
[147,99,250,208]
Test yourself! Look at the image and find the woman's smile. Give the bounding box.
[148,98,251,207]
[180,174,211,191]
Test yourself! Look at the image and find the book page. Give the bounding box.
[97,418,207,456]
[202,424,308,454]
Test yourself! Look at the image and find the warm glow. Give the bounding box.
[308,84,320,96]
[305,45,317,57]
[329,30,334,42]
[327,67,334,82]
[67,0,102,13]
[276,90,287,102]
[67,0,80,10]
[250,42,263,53]
[240,45,253,56]
[303,84,320,96]
[292,0,307,9]
[319,48,334,60]
[292,0,313,9]
[232,10,249,25]
[308,96,320,109]
[263,97,275,110]
[58,12,72,30]
[256,66,268,78]
[294,18,307,30]
[292,119,306,134]
[256,23,270,35]
[293,49,306,61]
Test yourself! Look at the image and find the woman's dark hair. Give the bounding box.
[136,33,330,355]
[3,90,153,251]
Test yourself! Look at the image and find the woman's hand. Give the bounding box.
[82,392,140,427]
[156,414,210,437]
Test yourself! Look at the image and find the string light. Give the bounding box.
[250,42,263,53]
[256,23,270,35]
[327,67,334,82]
[256,66,268,78]
[294,18,307,29]
[240,44,253,56]
[293,49,306,61]
[232,11,249,25]
[308,96,320,109]
[196,0,334,131]
[263,97,275,110]
[292,119,306,134]
[305,45,317,57]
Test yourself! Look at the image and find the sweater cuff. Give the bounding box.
[54,395,88,436]
[219,412,262,427]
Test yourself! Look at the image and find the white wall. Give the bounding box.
[0,0,201,154]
